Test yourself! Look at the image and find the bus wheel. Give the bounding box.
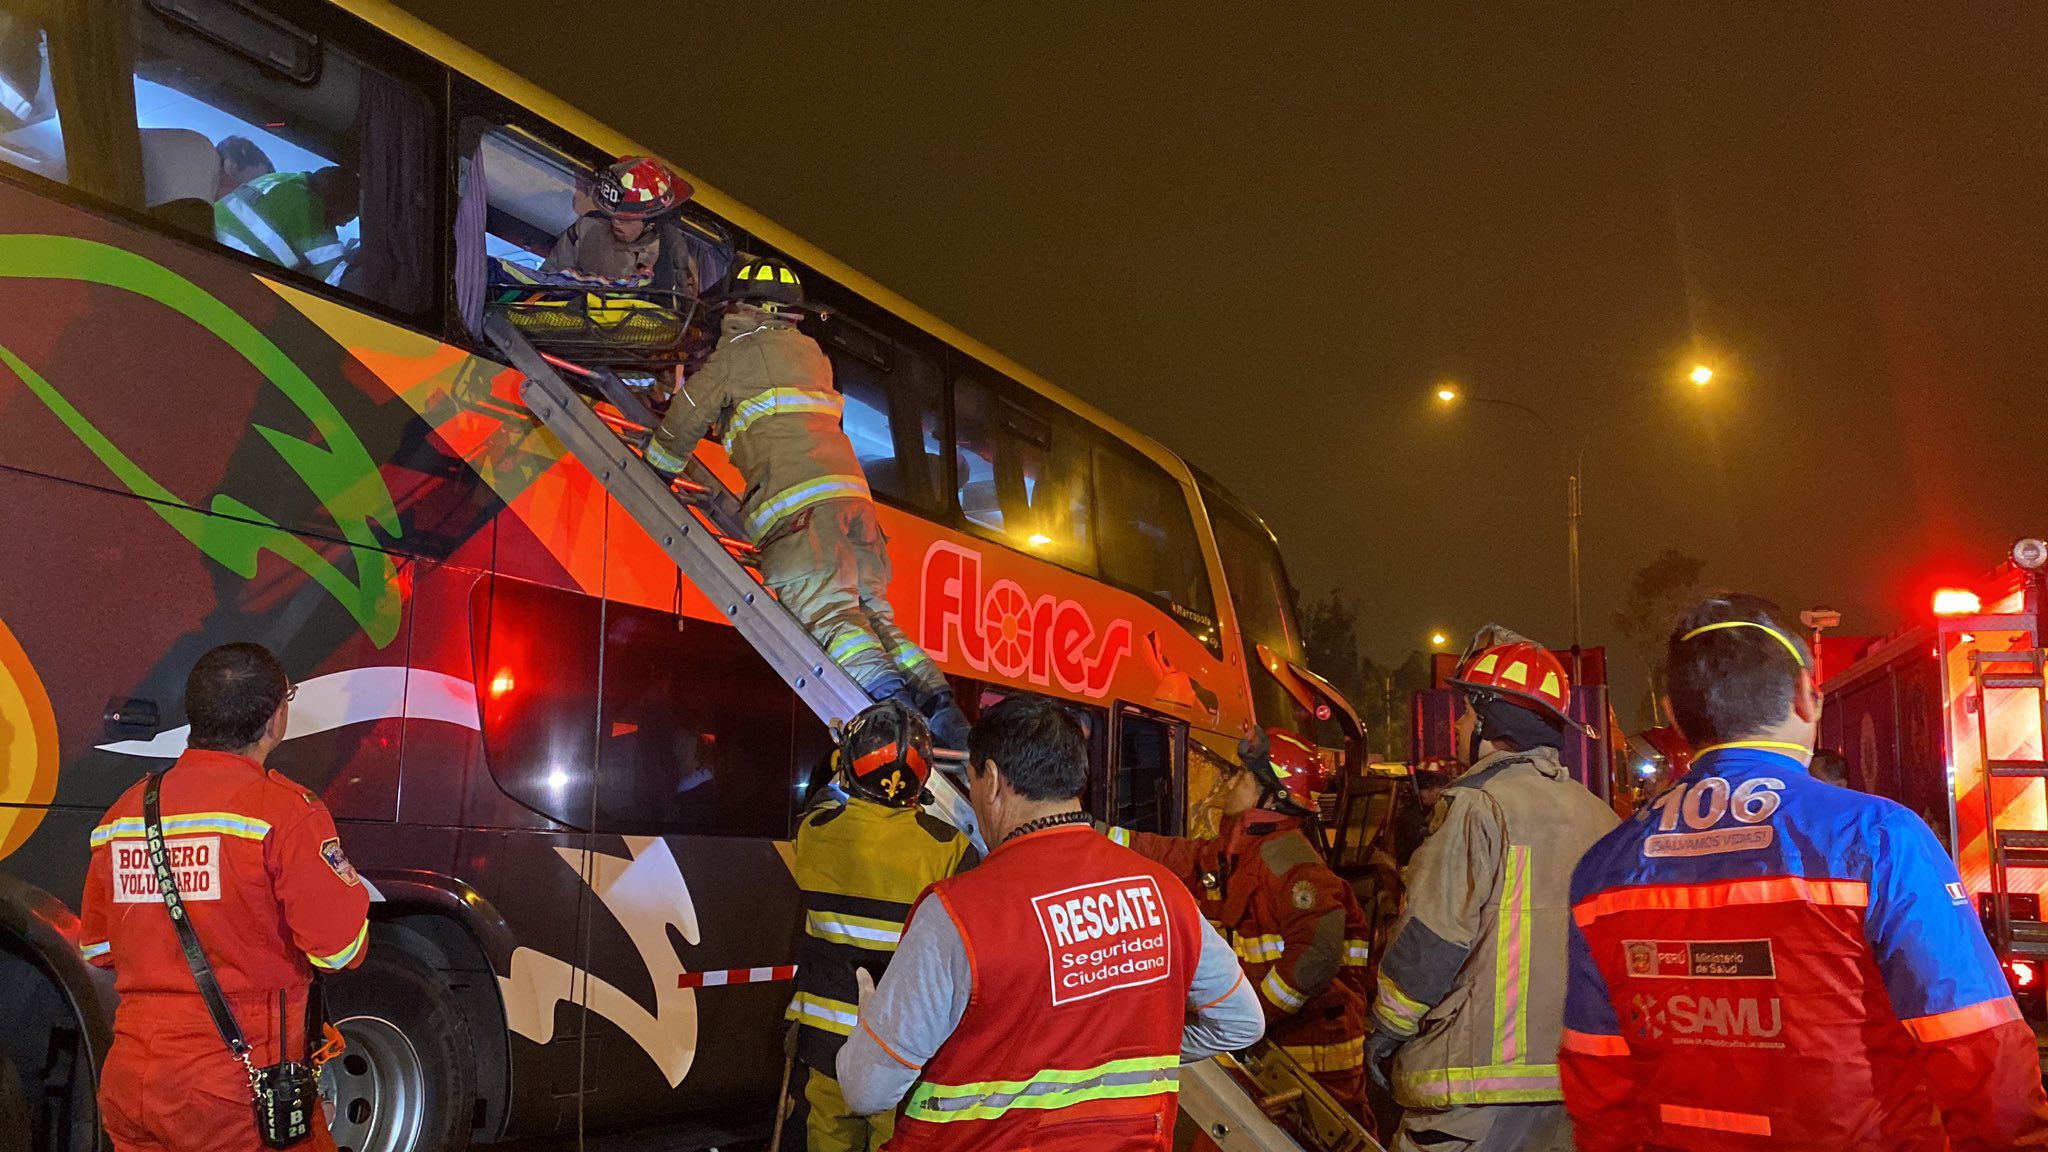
[322,950,474,1152]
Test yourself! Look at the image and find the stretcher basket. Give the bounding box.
[485,260,709,369]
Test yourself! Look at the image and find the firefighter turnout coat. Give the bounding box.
[1562,745,2048,1149]
[788,795,977,1070]
[79,748,370,1152]
[1373,747,1618,1110]
[1113,813,1372,1079]
[649,307,870,543]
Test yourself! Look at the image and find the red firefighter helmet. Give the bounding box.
[592,156,688,222]
[1248,727,1331,814]
[837,701,932,807]
[1449,640,1573,723]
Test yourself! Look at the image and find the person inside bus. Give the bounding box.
[214,165,360,285]
[544,155,721,297]
[214,135,274,200]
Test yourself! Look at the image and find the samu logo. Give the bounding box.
[1633,994,1783,1042]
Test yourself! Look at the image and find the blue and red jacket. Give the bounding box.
[1562,744,2048,1151]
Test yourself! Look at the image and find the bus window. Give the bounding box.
[823,310,946,515]
[131,0,439,315]
[1113,710,1184,835]
[473,577,819,838]
[1092,441,1219,652]
[954,373,1095,574]
[1203,481,1314,731]
[0,9,63,182]
[472,124,588,272]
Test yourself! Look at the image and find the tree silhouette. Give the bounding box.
[1611,549,1708,723]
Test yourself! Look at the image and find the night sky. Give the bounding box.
[395,2,2048,703]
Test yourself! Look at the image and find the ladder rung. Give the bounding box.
[1991,760,2048,778]
[1974,649,2045,668]
[2010,920,2048,944]
[2008,938,2048,957]
[1997,830,2048,868]
[1982,674,2047,689]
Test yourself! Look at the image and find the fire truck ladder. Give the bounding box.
[491,319,1329,1152]
[1978,623,2048,959]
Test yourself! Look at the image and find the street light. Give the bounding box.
[1430,364,1715,667]
[1430,631,1449,648]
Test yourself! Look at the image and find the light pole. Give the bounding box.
[1433,368,1714,671]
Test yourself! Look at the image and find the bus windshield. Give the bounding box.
[1201,480,1309,728]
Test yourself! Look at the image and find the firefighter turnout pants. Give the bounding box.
[782,1064,892,1152]
[759,499,946,701]
[1392,1101,1572,1152]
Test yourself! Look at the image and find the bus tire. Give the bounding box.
[322,949,474,1152]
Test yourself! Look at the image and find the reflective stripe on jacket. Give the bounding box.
[213,172,347,283]
[884,825,1204,1151]
[1114,812,1373,1071]
[787,796,975,1070]
[648,308,870,541]
[1376,747,1618,1109]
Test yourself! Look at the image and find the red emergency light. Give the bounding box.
[1932,588,1982,617]
[2009,958,2039,990]
[489,669,516,697]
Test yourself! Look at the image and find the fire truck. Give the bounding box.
[1818,538,2048,1017]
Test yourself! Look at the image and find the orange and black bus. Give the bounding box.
[0,2,1348,1149]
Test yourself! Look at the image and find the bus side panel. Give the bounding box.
[0,467,406,823]
[0,181,521,575]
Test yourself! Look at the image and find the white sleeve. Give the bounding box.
[1182,916,1266,1059]
[836,897,971,1115]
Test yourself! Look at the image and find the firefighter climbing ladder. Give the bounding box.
[1975,571,2048,960]
[490,317,1332,1152]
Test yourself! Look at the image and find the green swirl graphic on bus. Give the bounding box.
[0,235,403,646]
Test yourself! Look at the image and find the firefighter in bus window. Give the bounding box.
[214,164,360,285]
[543,155,721,296]
[642,256,973,748]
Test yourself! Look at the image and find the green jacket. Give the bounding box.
[1372,747,1618,1108]
[214,172,348,283]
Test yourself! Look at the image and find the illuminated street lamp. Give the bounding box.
[1431,363,1716,667]
[1430,631,1449,649]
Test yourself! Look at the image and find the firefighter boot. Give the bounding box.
[919,688,972,751]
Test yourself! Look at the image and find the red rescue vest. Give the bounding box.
[886,824,1204,1152]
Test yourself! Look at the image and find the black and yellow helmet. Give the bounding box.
[726,255,805,307]
[836,701,933,808]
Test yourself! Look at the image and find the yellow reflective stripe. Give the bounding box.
[905,1054,1179,1123]
[1374,976,1428,1036]
[721,388,845,449]
[1259,968,1306,1012]
[308,922,368,971]
[1281,1034,1366,1072]
[787,991,860,1035]
[1234,933,1286,963]
[1394,1062,1562,1107]
[1493,845,1533,1064]
[1106,827,1134,848]
[745,475,871,538]
[91,813,273,846]
[805,908,905,951]
[80,940,110,961]
[1342,939,1370,966]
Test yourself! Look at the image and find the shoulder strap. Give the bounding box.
[144,772,251,1059]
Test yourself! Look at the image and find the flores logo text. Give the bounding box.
[919,542,1133,698]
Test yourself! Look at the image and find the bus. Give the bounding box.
[0,2,1352,1149]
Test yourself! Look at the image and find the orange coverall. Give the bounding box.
[1114,810,1373,1119]
[79,748,370,1152]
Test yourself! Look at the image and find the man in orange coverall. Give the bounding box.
[1110,728,1373,1121]
[79,643,370,1152]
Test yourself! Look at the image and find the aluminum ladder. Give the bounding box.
[1976,574,2048,959]
[491,318,1327,1152]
